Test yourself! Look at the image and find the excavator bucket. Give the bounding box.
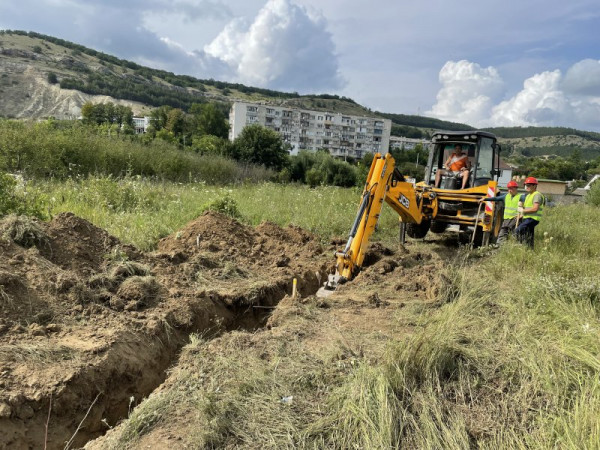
[316,274,342,298]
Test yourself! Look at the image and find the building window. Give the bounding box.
[247,106,258,112]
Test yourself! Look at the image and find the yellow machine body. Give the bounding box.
[328,130,503,288]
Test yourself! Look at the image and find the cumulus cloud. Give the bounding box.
[202,0,343,91]
[426,61,504,125]
[490,70,568,126]
[562,59,600,96]
[428,59,600,131]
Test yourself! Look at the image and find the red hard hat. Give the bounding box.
[507,180,518,188]
[524,177,538,185]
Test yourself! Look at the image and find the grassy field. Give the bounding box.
[28,178,600,448]
[312,204,600,448]
[33,179,401,250]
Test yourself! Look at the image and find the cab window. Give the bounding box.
[476,137,494,179]
[429,143,475,184]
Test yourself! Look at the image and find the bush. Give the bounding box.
[585,181,600,206]
[0,120,273,184]
[0,173,46,219]
[47,72,58,84]
[289,150,358,187]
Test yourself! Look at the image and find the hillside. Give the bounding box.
[0,30,373,120]
[1,30,600,159]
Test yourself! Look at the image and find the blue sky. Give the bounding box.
[1,0,599,130]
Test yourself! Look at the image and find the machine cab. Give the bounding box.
[425,130,500,189]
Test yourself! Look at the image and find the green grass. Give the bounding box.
[32,179,401,250]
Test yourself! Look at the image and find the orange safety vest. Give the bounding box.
[448,153,468,171]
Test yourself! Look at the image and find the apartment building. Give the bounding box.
[389,135,432,152]
[133,116,150,134]
[229,102,392,158]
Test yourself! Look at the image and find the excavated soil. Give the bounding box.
[0,211,330,450]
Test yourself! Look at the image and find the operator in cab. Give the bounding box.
[435,144,471,189]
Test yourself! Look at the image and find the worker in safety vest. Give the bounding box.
[435,144,471,189]
[479,180,521,244]
[515,176,544,248]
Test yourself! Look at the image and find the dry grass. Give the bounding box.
[0,343,79,365]
[0,214,48,248]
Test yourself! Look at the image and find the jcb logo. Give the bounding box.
[400,194,410,209]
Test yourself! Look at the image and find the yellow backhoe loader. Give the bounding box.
[320,130,504,294]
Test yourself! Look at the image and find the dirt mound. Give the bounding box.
[154,212,326,309]
[157,211,322,266]
[39,212,141,276]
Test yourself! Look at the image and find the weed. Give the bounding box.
[110,262,151,280]
[0,214,49,248]
[201,195,241,219]
[0,285,12,307]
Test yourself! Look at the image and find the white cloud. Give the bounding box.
[426,61,504,125]
[202,0,343,91]
[562,59,600,96]
[428,59,600,130]
[490,70,568,126]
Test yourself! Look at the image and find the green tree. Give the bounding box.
[150,105,172,131]
[80,101,95,125]
[190,103,229,138]
[165,108,186,135]
[191,135,229,156]
[232,124,288,170]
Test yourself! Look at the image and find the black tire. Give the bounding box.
[406,219,431,239]
[430,220,447,234]
[472,226,484,247]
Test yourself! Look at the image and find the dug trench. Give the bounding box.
[0,211,331,450]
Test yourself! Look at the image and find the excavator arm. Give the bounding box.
[322,153,435,292]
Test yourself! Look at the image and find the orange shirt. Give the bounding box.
[448,152,468,171]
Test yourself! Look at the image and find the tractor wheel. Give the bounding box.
[406,219,431,239]
[430,220,447,234]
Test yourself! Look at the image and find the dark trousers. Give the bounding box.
[498,217,517,244]
[515,218,539,248]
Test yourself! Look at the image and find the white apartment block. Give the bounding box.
[229,102,392,158]
[133,116,150,134]
[389,135,432,152]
